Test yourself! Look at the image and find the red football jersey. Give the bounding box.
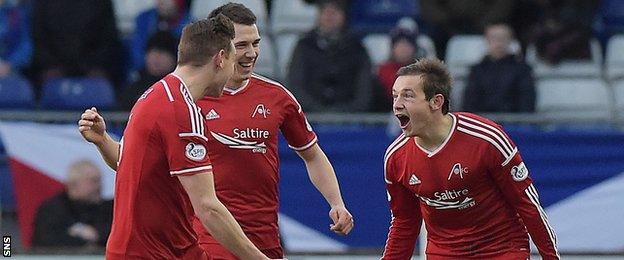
[382,112,559,260]
[106,74,210,259]
[192,74,317,251]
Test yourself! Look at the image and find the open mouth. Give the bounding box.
[396,114,410,129]
[238,61,254,69]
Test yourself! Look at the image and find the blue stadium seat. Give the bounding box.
[40,77,115,110]
[350,0,419,34]
[0,76,35,109]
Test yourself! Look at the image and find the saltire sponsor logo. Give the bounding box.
[419,189,476,210]
[210,131,267,154]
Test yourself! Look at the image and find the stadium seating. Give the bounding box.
[40,77,115,110]
[536,79,611,120]
[526,39,603,79]
[362,34,391,66]
[254,34,277,78]
[112,0,155,36]
[606,35,624,81]
[0,76,35,109]
[271,0,317,34]
[275,33,302,80]
[594,0,624,40]
[614,80,624,117]
[363,33,438,67]
[349,0,419,34]
[190,0,268,30]
[449,79,466,112]
[445,35,487,80]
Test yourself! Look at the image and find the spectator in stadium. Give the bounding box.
[463,23,535,113]
[420,0,513,59]
[0,0,32,78]
[533,0,601,65]
[287,0,373,112]
[130,0,190,72]
[118,31,177,111]
[79,16,272,259]
[383,59,559,259]
[31,0,123,89]
[32,160,113,248]
[376,26,426,111]
[80,3,354,259]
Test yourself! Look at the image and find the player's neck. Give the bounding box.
[225,78,249,90]
[172,66,215,101]
[416,114,454,151]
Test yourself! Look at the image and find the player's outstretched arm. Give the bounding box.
[78,107,120,170]
[178,173,270,260]
[296,144,354,236]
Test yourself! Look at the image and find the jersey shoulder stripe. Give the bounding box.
[251,73,303,113]
[456,114,516,165]
[383,134,409,184]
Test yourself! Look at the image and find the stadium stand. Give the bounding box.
[606,35,624,81]
[536,78,611,120]
[190,0,268,30]
[526,39,603,79]
[349,0,419,34]
[614,80,624,117]
[275,32,301,80]
[444,35,487,80]
[270,0,317,34]
[112,0,155,36]
[40,78,115,110]
[0,76,34,109]
[255,34,277,78]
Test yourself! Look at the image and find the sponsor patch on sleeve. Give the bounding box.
[510,162,529,181]
[185,142,206,161]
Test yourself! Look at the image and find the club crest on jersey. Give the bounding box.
[510,162,529,181]
[185,143,206,161]
[252,104,270,118]
[447,163,469,180]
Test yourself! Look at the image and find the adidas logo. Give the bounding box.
[206,109,220,120]
[409,174,421,185]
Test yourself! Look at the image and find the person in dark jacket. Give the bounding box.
[287,0,373,112]
[31,0,122,88]
[32,160,113,248]
[463,23,535,113]
[118,31,178,111]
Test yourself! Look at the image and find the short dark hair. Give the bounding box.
[208,3,256,25]
[397,59,453,114]
[178,14,235,66]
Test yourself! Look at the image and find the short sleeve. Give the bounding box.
[280,93,317,151]
[159,97,212,176]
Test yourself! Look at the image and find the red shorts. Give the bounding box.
[200,242,284,260]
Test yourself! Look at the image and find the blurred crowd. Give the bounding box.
[0,0,621,114]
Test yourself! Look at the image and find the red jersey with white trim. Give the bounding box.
[382,112,559,260]
[106,74,210,259]
[192,73,317,250]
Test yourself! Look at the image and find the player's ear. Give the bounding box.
[213,49,226,69]
[429,94,444,110]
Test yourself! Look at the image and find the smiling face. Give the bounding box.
[230,23,260,84]
[392,75,434,137]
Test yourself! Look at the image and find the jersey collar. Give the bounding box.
[415,113,457,157]
[223,79,251,95]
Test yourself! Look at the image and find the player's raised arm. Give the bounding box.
[178,172,270,260]
[78,107,120,170]
[296,144,354,235]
